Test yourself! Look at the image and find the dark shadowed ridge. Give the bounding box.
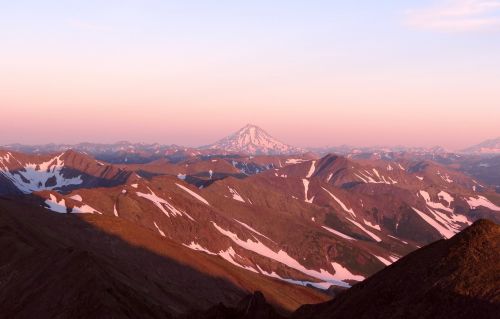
[292,219,500,319]
[173,219,500,319]
[0,198,326,319]
[182,291,284,319]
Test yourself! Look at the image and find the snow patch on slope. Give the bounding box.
[302,179,315,203]
[183,241,216,255]
[234,219,274,242]
[137,187,195,220]
[321,187,355,217]
[212,222,349,287]
[72,203,102,214]
[69,194,82,202]
[438,191,454,207]
[44,194,68,213]
[419,190,453,213]
[346,218,382,242]
[466,196,500,211]
[322,226,356,241]
[411,207,456,238]
[176,183,210,206]
[0,153,83,193]
[306,161,316,178]
[154,221,166,237]
[331,262,365,281]
[228,187,245,203]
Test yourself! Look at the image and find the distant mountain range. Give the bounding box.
[2,125,498,156]
[1,137,499,317]
[460,137,500,155]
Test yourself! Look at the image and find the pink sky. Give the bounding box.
[1,59,498,150]
[1,1,499,150]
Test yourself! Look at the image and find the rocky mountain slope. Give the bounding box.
[1,149,499,293]
[0,198,326,318]
[293,219,500,319]
[1,146,499,318]
[461,137,500,154]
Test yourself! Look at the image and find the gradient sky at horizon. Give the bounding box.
[1,0,499,150]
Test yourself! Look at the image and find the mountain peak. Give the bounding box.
[203,125,304,155]
[237,123,267,136]
[461,137,500,154]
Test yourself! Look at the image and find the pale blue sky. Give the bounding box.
[0,1,499,149]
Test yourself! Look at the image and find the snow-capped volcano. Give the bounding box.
[203,124,304,155]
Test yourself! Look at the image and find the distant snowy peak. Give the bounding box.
[461,137,500,154]
[204,124,304,155]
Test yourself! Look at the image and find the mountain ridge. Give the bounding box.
[460,137,500,154]
[292,219,500,319]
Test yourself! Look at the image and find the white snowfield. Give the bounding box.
[373,254,393,266]
[322,226,356,241]
[286,158,306,164]
[234,219,274,242]
[302,179,315,203]
[69,194,83,202]
[44,194,68,213]
[176,183,210,206]
[331,262,365,281]
[322,187,355,217]
[306,161,316,178]
[354,169,397,185]
[72,203,102,214]
[217,246,259,273]
[466,195,500,211]
[437,171,453,183]
[137,187,195,221]
[45,194,101,214]
[346,217,382,242]
[255,265,339,290]
[419,190,453,213]
[153,221,166,237]
[417,190,471,236]
[412,207,456,239]
[183,241,216,255]
[0,153,83,194]
[363,219,381,231]
[438,191,454,207]
[388,235,408,244]
[326,173,333,182]
[228,187,245,203]
[211,222,351,288]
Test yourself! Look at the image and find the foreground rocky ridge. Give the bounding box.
[1,148,499,292]
[292,219,500,319]
[0,198,326,318]
[1,145,499,318]
[191,220,500,319]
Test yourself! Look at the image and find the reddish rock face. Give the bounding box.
[1,147,499,318]
[292,219,500,319]
[0,199,327,318]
